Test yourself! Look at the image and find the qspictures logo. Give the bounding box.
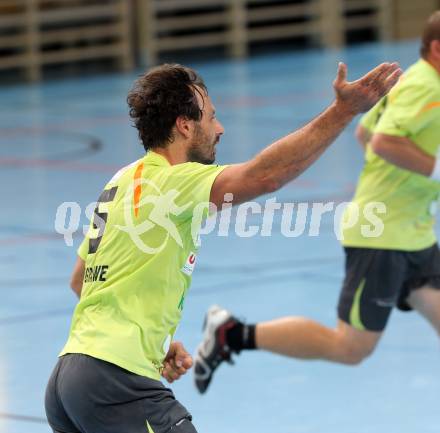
[115,178,194,254]
[54,179,387,251]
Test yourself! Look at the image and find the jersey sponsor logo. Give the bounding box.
[181,252,197,276]
[115,178,193,254]
[83,265,109,283]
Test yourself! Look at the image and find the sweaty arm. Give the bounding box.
[210,62,401,207]
[370,133,435,177]
[70,256,85,298]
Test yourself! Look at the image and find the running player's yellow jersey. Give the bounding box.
[342,59,440,251]
[61,151,227,380]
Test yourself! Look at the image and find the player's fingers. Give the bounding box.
[334,62,347,86]
[163,361,178,374]
[181,355,193,370]
[164,366,179,381]
[162,363,174,383]
[383,67,402,91]
[174,353,192,369]
[162,361,173,375]
[373,63,401,89]
[170,357,190,375]
[169,370,180,380]
[173,343,192,369]
[169,365,186,376]
[173,342,189,359]
[362,62,391,84]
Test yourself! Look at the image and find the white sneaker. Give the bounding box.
[193,305,239,394]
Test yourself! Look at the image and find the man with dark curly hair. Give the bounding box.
[45,59,400,433]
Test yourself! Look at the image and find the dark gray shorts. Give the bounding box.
[338,244,440,332]
[45,354,197,433]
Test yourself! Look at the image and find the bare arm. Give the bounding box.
[211,62,401,206]
[355,124,372,150]
[370,133,435,176]
[70,256,85,298]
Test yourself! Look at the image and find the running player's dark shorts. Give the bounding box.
[45,354,197,433]
[338,243,440,332]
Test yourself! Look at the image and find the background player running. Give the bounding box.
[45,60,400,432]
[194,11,440,395]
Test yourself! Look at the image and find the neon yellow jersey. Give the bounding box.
[342,59,440,251]
[60,152,227,380]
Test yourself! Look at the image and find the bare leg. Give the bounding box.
[256,317,382,365]
[407,286,440,336]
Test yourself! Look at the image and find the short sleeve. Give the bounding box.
[166,163,228,219]
[375,83,440,137]
[77,236,89,260]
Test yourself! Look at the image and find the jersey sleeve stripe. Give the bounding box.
[417,101,440,116]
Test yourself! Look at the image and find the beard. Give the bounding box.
[186,124,217,165]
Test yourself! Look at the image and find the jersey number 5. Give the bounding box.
[89,186,118,254]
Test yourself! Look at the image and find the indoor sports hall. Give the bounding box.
[1,1,439,433]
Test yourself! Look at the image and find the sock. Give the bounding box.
[226,322,256,352]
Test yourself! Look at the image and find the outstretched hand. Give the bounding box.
[162,341,193,384]
[333,62,402,115]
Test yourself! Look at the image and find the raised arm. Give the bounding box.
[210,62,401,206]
[370,133,435,177]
